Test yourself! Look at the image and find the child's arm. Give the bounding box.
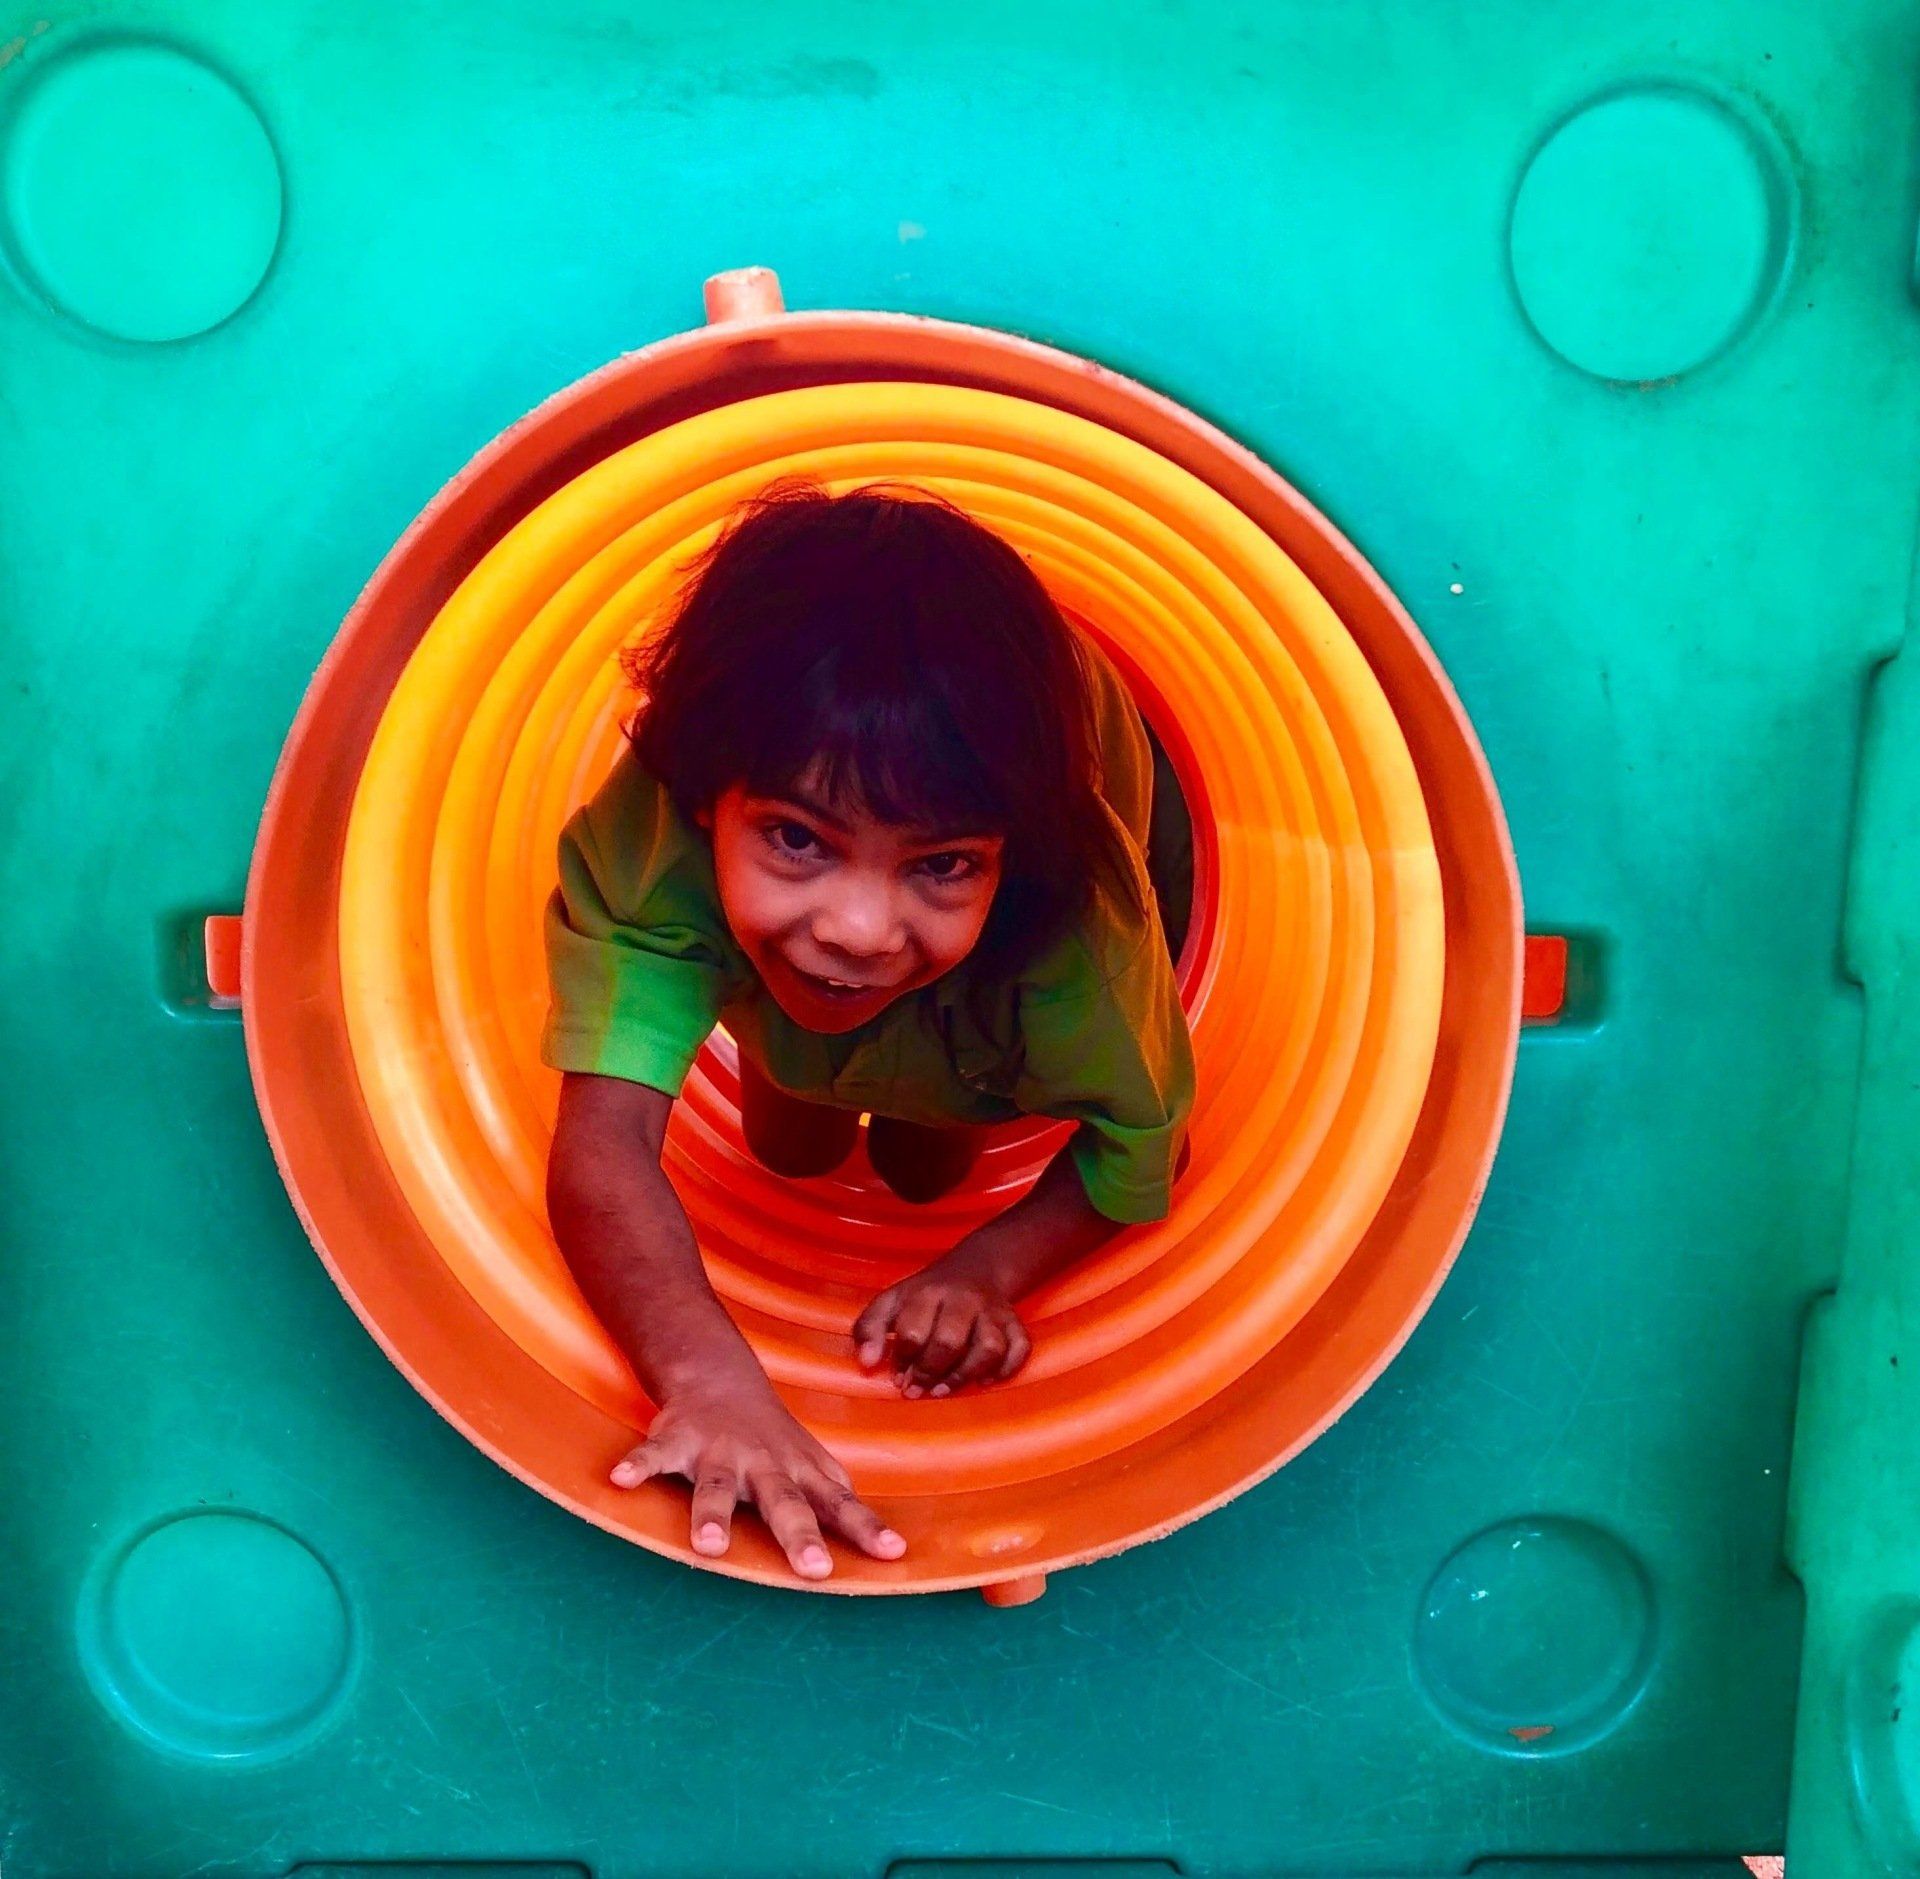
[548,1072,905,1578]
[852,1138,1120,1397]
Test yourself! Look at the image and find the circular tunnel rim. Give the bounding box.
[242,298,1522,1593]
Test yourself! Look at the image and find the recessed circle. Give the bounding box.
[1414,1516,1655,1754]
[1510,86,1788,382]
[0,41,283,341]
[78,1511,352,1760]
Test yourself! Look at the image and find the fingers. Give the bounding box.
[996,1315,1032,1380]
[922,1310,1029,1394]
[806,1470,907,1561]
[748,1467,834,1580]
[936,1315,1011,1396]
[608,1411,903,1582]
[688,1467,741,1557]
[609,1434,676,1489]
[901,1297,979,1395]
[852,1287,900,1368]
[867,1268,1036,1396]
[885,1284,943,1377]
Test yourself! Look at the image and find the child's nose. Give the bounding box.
[811,880,906,958]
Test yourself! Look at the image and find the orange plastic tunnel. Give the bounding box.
[240,268,1522,1597]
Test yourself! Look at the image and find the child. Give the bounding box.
[542,479,1195,1579]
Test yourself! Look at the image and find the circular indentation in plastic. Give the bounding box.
[1414,1516,1655,1754]
[0,40,282,341]
[1509,85,1790,383]
[78,1511,353,1760]
[1846,1601,1920,1869]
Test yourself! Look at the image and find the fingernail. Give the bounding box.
[878,1529,907,1556]
[903,1383,922,1400]
[695,1523,726,1554]
[610,1464,637,1486]
[800,1545,832,1576]
[857,1342,881,1367]
[930,1383,951,1398]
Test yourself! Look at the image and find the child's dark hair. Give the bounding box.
[623,477,1139,983]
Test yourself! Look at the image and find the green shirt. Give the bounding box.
[541,644,1195,1224]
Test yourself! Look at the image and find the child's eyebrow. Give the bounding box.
[895,825,1004,853]
[911,828,1003,849]
[760,787,855,834]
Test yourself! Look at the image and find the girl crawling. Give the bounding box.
[544,479,1194,1578]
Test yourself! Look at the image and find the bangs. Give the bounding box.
[738,652,1009,840]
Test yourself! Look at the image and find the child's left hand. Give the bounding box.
[852,1254,1032,1398]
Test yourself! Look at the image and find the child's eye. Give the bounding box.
[764,821,823,859]
[916,851,980,883]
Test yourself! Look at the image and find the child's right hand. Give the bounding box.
[609,1385,906,1580]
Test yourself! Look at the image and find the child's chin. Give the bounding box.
[772,986,898,1033]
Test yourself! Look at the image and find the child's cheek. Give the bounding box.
[711,844,787,956]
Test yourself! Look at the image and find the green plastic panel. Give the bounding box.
[2,1,1916,1873]
[1785,618,1920,1875]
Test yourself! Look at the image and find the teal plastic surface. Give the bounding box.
[2,1,1916,1873]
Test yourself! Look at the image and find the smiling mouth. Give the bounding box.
[789,964,892,1001]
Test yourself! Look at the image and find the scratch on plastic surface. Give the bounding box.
[244,1446,356,1525]
[502,1705,546,1810]
[186,1835,279,1876]
[1476,1372,1538,1410]
[663,1608,753,1672]
[995,1789,1095,1819]
[477,1665,546,1810]
[399,1684,443,1746]
[1521,1343,1604,1490]
[1521,1299,1584,1377]
[906,1710,973,1746]
[1192,1642,1326,1720]
[765,1604,824,1654]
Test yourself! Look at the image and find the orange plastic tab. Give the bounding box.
[203,914,244,1009]
[1522,934,1569,1023]
[980,1574,1049,1608]
[703,265,785,324]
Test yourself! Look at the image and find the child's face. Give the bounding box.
[707,765,1005,1034]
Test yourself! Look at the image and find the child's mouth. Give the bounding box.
[788,963,888,1004]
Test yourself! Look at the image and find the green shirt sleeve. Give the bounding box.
[540,750,744,1097]
[1012,872,1197,1226]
